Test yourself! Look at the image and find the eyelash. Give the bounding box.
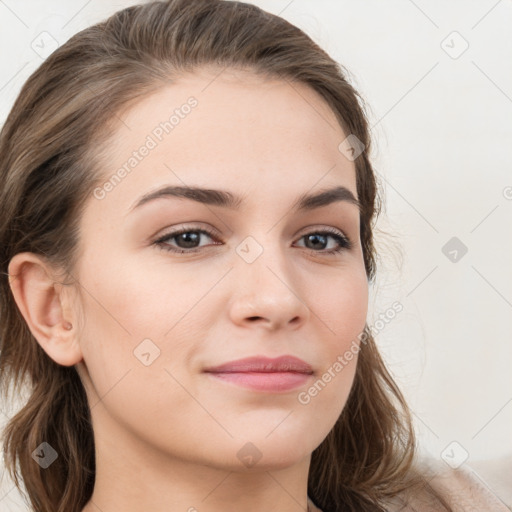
[153,225,353,256]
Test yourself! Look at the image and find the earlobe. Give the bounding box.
[7,252,83,367]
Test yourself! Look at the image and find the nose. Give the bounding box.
[228,241,310,331]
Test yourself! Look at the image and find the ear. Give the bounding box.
[7,252,83,367]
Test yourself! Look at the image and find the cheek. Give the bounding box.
[73,253,161,397]
[74,246,208,407]
[301,268,367,417]
[76,242,188,346]
[312,266,369,347]
[75,265,200,449]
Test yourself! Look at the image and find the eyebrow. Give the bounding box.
[128,184,361,214]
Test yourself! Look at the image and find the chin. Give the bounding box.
[227,435,312,472]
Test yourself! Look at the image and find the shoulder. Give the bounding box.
[383,456,512,512]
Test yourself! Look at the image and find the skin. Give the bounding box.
[8,68,369,512]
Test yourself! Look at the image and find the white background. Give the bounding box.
[1,0,511,509]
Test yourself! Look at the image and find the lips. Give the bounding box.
[203,355,313,392]
[203,355,313,374]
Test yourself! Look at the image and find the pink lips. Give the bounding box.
[203,355,313,392]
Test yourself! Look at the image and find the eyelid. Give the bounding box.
[154,223,349,239]
[153,223,219,243]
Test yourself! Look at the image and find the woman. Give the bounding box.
[0,1,508,511]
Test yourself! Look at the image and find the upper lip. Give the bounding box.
[203,355,313,374]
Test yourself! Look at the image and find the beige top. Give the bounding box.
[385,459,512,511]
[307,458,512,512]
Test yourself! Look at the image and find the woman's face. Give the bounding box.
[72,68,368,471]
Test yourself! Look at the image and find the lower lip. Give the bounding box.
[205,371,312,392]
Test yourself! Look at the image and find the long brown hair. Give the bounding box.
[0,1,450,511]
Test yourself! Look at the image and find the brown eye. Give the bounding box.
[154,227,219,254]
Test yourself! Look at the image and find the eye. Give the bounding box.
[153,225,353,255]
[153,226,219,254]
[295,227,353,255]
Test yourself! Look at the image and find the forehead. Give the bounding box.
[92,68,358,214]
